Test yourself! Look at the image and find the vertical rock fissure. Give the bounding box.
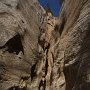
[37,12,59,90]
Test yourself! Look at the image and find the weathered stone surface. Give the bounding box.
[52,0,90,90]
[0,0,90,90]
[0,0,45,90]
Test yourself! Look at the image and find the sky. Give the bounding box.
[38,0,61,17]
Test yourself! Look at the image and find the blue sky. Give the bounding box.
[38,0,61,17]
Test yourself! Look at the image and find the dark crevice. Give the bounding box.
[31,63,37,81]
[0,34,24,55]
[50,72,53,85]
[20,76,30,81]
[7,86,27,90]
[59,17,65,36]
[39,79,46,90]
[63,62,80,90]
[54,24,59,33]
[45,59,48,76]
[16,3,20,10]
[44,43,50,53]
[7,86,18,90]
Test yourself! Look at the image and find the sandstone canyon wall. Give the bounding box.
[0,0,90,90]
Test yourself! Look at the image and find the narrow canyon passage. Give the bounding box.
[0,0,90,90]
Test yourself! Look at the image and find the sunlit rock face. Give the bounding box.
[0,0,90,90]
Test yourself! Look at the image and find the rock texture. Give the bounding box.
[0,0,90,90]
[53,0,90,90]
[0,0,45,90]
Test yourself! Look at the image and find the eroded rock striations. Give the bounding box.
[53,0,90,90]
[0,0,46,89]
[0,0,90,90]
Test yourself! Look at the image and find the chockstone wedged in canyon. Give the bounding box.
[0,0,90,90]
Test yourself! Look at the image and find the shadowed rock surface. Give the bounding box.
[53,0,90,90]
[0,0,90,90]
